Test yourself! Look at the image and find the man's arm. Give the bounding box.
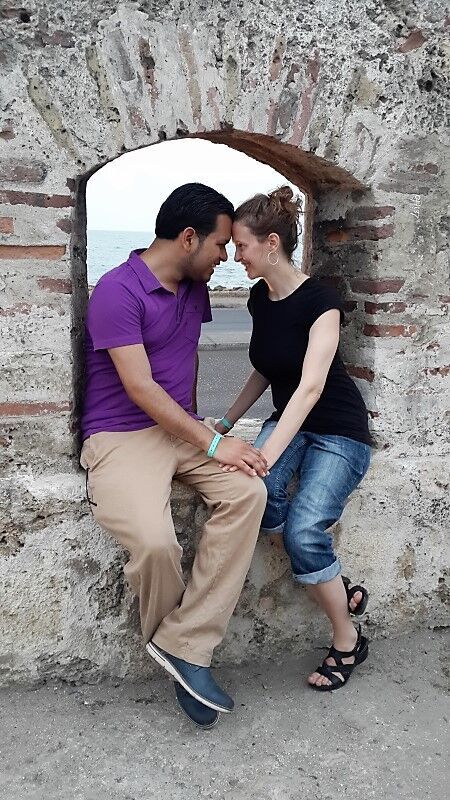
[108,344,268,477]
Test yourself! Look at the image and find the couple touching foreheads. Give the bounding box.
[81,183,372,729]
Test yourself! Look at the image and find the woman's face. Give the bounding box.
[232,221,270,280]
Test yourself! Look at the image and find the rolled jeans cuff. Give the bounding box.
[293,558,341,585]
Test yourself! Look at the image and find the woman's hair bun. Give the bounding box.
[268,185,302,225]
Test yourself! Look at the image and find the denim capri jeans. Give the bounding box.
[254,421,371,585]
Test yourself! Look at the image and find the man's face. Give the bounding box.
[185,214,232,282]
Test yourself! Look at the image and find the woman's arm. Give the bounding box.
[259,309,341,467]
[215,369,270,434]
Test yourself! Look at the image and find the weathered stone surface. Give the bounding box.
[0,0,448,685]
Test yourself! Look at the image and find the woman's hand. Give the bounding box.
[219,444,272,475]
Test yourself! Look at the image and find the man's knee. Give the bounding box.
[129,517,181,563]
[232,472,267,512]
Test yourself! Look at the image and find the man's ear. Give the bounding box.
[180,227,198,252]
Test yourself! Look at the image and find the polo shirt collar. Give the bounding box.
[128,250,164,294]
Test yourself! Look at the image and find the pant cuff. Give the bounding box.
[151,634,212,668]
[293,559,341,585]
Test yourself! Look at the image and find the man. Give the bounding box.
[81,183,267,729]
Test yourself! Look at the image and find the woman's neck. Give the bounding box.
[264,259,308,301]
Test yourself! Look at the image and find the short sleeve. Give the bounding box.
[247,285,256,318]
[307,284,345,328]
[202,285,212,323]
[86,279,144,351]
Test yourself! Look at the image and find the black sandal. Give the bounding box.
[310,624,369,692]
[342,575,369,616]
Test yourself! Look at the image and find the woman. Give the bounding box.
[215,186,372,691]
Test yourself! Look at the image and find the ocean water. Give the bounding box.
[87,229,254,289]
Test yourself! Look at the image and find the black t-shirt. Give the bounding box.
[248,277,371,445]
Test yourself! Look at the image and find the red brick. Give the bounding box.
[41,30,75,47]
[0,245,66,259]
[344,364,375,382]
[56,218,72,234]
[326,224,394,243]
[411,163,439,175]
[422,365,450,377]
[350,278,405,294]
[0,217,13,233]
[368,410,380,418]
[352,206,395,221]
[326,229,349,243]
[0,191,74,208]
[363,324,418,337]
[0,122,14,140]
[439,296,450,304]
[0,303,32,316]
[365,301,407,314]
[37,277,72,293]
[0,159,47,183]
[0,435,10,447]
[397,29,426,53]
[0,402,71,417]
[343,301,357,313]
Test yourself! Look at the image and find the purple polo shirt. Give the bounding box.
[81,250,212,440]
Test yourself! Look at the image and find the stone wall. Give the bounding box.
[0,0,448,685]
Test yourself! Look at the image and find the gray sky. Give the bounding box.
[87,138,304,233]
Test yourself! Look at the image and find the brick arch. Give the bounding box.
[70,130,369,447]
[1,1,447,684]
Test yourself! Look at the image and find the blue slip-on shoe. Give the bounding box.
[174,682,219,729]
[146,641,234,713]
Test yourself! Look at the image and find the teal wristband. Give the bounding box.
[220,417,233,431]
[207,433,222,458]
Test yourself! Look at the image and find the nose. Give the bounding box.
[234,249,241,263]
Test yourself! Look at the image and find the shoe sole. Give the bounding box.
[146,642,233,714]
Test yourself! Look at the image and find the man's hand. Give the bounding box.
[213,436,268,478]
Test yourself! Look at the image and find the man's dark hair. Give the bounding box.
[155,183,234,240]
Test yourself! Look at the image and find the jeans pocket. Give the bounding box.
[354,443,371,479]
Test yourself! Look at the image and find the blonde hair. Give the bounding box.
[234,185,302,259]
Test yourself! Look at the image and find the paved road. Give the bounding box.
[197,346,273,422]
[199,308,251,348]
[0,631,447,800]
[207,307,251,332]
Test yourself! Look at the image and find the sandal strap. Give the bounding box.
[316,663,347,685]
[326,625,361,662]
[342,576,369,614]
[317,660,355,682]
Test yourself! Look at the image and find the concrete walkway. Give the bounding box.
[0,629,447,799]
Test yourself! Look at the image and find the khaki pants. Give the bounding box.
[80,421,267,667]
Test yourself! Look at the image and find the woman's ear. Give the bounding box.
[267,232,280,249]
